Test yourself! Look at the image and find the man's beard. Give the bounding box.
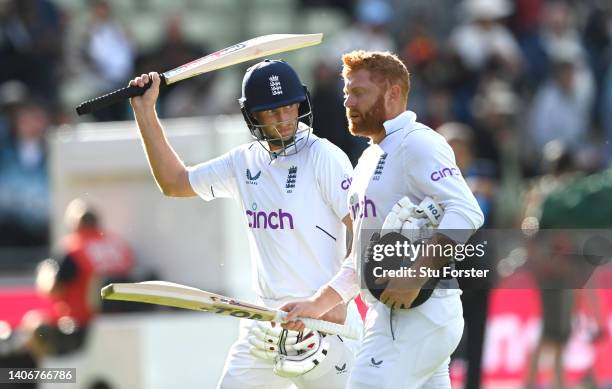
[346,95,386,137]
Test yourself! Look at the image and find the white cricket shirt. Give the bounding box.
[328,111,485,303]
[188,132,353,301]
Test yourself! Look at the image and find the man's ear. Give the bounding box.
[388,84,402,103]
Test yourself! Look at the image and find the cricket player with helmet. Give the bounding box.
[128,60,359,388]
[282,51,484,388]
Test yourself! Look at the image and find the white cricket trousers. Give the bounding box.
[348,293,464,389]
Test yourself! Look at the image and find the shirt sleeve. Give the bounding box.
[327,254,360,303]
[311,140,354,220]
[187,149,239,201]
[404,130,484,243]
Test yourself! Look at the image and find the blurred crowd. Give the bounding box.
[0,0,611,261]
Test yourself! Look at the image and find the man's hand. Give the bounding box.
[376,275,422,309]
[279,286,344,331]
[129,72,161,113]
[279,299,330,332]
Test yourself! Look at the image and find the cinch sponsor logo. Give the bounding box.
[341,176,353,190]
[350,196,377,220]
[430,167,461,181]
[246,209,294,229]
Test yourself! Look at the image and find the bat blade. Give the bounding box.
[101,281,278,321]
[101,281,361,339]
[75,33,323,116]
[163,33,323,84]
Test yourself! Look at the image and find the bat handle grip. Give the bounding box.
[75,74,166,116]
[297,317,361,340]
[276,311,361,340]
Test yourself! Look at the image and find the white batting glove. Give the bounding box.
[414,197,444,227]
[248,322,322,361]
[248,322,288,361]
[248,321,331,378]
[381,197,419,231]
[381,196,444,242]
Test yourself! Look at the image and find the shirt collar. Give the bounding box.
[383,110,417,136]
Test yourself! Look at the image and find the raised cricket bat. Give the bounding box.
[101,281,361,339]
[75,33,323,115]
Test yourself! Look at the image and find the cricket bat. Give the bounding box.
[75,33,323,115]
[101,281,361,339]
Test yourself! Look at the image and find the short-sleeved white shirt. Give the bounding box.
[188,132,353,300]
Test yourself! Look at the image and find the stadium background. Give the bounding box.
[0,0,611,388]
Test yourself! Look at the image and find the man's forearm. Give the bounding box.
[312,285,344,314]
[327,254,360,303]
[319,299,347,324]
[134,108,191,197]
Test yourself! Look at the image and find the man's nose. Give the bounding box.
[344,95,355,108]
[279,110,294,123]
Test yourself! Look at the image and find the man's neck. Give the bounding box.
[370,129,387,144]
[370,109,405,144]
[267,143,283,152]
